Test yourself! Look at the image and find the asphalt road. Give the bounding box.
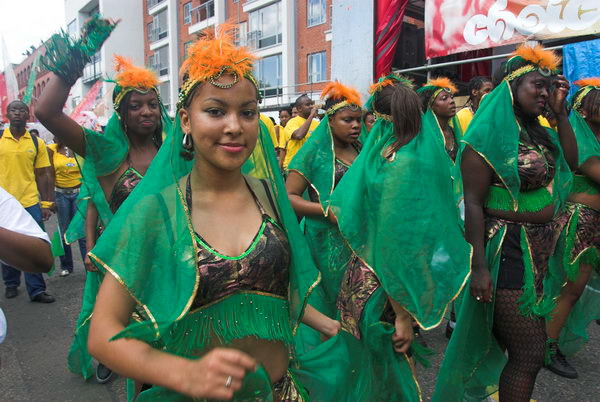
[1,216,598,401]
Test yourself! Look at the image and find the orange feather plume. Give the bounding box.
[512,44,561,71]
[114,55,159,89]
[574,78,600,88]
[180,24,255,83]
[369,78,394,94]
[425,77,458,94]
[321,81,361,106]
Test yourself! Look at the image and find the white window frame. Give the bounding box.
[307,0,326,28]
[308,51,326,83]
[183,2,192,25]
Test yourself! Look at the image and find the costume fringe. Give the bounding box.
[485,186,553,213]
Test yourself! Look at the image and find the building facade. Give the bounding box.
[13,45,51,121]
[144,0,333,114]
[64,0,145,119]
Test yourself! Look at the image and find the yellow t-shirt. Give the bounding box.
[456,107,474,134]
[538,116,552,129]
[259,114,278,149]
[283,116,319,168]
[48,144,82,188]
[0,128,50,207]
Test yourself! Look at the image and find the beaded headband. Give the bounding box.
[504,44,561,82]
[321,81,362,116]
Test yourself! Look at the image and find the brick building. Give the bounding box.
[13,45,51,121]
[144,0,332,114]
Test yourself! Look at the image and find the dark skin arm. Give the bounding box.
[0,227,53,273]
[461,146,494,303]
[547,76,578,170]
[35,166,54,220]
[285,171,336,223]
[291,107,318,140]
[84,201,99,272]
[35,74,86,156]
[580,157,600,185]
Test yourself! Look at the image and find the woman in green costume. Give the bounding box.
[36,17,171,383]
[301,74,471,401]
[433,44,578,402]
[544,78,600,379]
[285,81,363,318]
[85,27,336,401]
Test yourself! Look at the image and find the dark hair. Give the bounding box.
[467,76,492,103]
[418,87,437,112]
[581,88,600,120]
[492,62,507,87]
[374,84,422,153]
[7,100,29,113]
[117,90,163,149]
[279,107,292,116]
[294,94,310,108]
[29,129,39,135]
[510,74,556,153]
[269,116,276,125]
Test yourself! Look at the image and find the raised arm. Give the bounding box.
[36,75,86,156]
[548,76,578,170]
[461,146,494,303]
[291,106,318,140]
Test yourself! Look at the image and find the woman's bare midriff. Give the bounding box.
[485,203,556,224]
[569,192,600,212]
[202,337,290,383]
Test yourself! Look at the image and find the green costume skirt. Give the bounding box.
[558,202,600,355]
[433,213,568,401]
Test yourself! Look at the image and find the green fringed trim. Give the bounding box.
[410,341,434,368]
[485,186,553,213]
[545,338,558,366]
[572,175,600,195]
[517,227,557,319]
[166,292,292,357]
[42,14,118,85]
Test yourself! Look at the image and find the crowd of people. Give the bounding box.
[0,14,599,402]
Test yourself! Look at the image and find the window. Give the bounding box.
[183,41,193,57]
[67,19,77,38]
[183,2,192,24]
[148,0,165,8]
[308,52,326,83]
[150,9,168,42]
[149,46,169,77]
[254,54,282,98]
[234,22,247,47]
[307,0,326,27]
[158,81,170,109]
[248,2,281,49]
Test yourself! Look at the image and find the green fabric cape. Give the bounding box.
[329,109,472,330]
[570,110,600,168]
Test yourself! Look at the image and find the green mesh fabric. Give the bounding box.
[329,109,472,330]
[287,116,354,316]
[461,80,572,215]
[88,114,319,398]
[570,110,600,169]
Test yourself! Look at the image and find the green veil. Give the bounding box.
[88,112,319,348]
[329,109,472,329]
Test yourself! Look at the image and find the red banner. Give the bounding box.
[425,0,600,59]
[70,80,102,123]
[375,0,409,78]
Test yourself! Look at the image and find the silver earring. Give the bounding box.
[182,132,193,150]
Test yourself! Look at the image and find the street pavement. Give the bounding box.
[1,216,599,401]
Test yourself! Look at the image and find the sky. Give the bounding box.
[0,0,65,64]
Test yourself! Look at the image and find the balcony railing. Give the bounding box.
[148,26,168,43]
[191,1,215,25]
[82,53,102,83]
[147,0,165,9]
[246,30,282,50]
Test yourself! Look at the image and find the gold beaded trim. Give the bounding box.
[177,71,261,110]
[325,100,361,116]
[504,65,536,82]
[373,110,392,122]
[572,86,597,113]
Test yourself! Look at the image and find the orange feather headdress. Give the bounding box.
[178,24,258,108]
[574,78,600,88]
[112,55,160,112]
[572,77,600,112]
[421,77,458,94]
[321,81,362,115]
[504,44,561,81]
[369,73,414,94]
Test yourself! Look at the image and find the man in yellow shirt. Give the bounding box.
[456,76,493,134]
[281,95,319,169]
[0,100,55,303]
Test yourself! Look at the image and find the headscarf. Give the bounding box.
[569,78,600,168]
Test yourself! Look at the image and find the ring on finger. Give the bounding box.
[225,375,233,388]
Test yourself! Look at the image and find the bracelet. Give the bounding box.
[40,201,55,209]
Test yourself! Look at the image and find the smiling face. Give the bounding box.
[122,90,161,137]
[515,71,550,117]
[179,75,259,172]
[329,108,362,145]
[431,89,456,119]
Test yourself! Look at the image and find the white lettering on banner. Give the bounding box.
[463,0,600,46]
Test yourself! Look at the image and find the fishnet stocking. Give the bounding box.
[493,289,546,402]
